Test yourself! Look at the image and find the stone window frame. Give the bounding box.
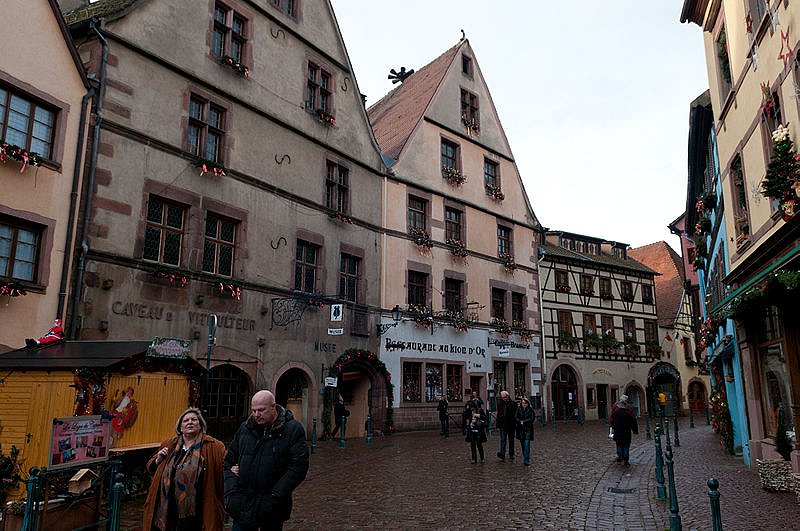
[0,207,55,292]
[182,86,232,165]
[209,0,254,68]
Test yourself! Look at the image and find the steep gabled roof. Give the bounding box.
[540,243,656,275]
[367,42,462,164]
[628,241,685,326]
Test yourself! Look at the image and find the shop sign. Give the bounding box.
[146,337,190,359]
[330,304,343,322]
[49,416,110,470]
[324,377,338,387]
[328,328,344,335]
[498,347,510,357]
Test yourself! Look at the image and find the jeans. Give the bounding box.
[616,443,630,463]
[469,435,484,462]
[440,416,449,436]
[519,437,531,464]
[498,428,515,458]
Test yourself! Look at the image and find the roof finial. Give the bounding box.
[460,29,465,41]
[388,67,415,84]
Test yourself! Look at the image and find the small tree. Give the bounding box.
[761,124,800,220]
[774,404,793,461]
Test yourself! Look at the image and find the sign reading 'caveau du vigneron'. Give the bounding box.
[111,301,256,331]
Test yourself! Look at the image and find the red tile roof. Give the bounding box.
[628,241,685,326]
[367,42,464,163]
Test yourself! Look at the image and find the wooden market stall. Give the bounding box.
[0,340,205,501]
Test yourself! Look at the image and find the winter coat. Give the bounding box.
[464,408,488,443]
[223,407,309,527]
[496,399,518,431]
[142,434,226,531]
[437,399,449,420]
[333,402,349,425]
[610,405,638,445]
[515,405,536,441]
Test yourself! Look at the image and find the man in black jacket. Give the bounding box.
[224,390,309,531]
[495,390,517,461]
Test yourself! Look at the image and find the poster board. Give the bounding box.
[49,416,110,470]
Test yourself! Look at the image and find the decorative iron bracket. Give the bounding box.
[270,297,309,329]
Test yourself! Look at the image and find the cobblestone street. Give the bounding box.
[118,417,799,530]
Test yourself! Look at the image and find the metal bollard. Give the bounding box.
[21,467,42,531]
[563,405,568,424]
[705,401,710,425]
[664,425,682,531]
[654,425,667,500]
[366,415,372,446]
[673,415,680,447]
[541,408,547,427]
[487,410,493,437]
[311,417,317,454]
[689,406,695,428]
[552,407,556,432]
[108,472,125,531]
[707,478,723,531]
[645,410,652,440]
[339,415,346,448]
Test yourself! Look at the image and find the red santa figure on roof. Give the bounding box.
[25,319,64,348]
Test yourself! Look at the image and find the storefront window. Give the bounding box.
[493,360,507,393]
[513,363,527,399]
[425,363,443,402]
[402,362,421,402]
[446,365,462,401]
[758,305,793,436]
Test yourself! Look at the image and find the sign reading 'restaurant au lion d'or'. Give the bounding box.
[146,337,190,359]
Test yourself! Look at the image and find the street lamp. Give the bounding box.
[377,305,403,335]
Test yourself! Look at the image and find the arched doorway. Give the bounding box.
[647,362,682,416]
[688,380,707,412]
[551,364,578,419]
[625,384,644,417]
[276,368,311,432]
[326,349,391,438]
[205,364,251,443]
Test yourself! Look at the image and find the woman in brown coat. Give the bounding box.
[142,407,226,531]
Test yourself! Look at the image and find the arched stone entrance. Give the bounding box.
[325,349,391,438]
[275,367,312,433]
[647,362,682,416]
[550,364,579,419]
[205,364,251,443]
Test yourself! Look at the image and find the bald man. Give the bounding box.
[224,390,309,531]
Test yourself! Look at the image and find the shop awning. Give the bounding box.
[709,243,800,316]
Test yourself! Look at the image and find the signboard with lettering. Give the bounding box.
[324,377,338,387]
[49,416,110,470]
[498,347,510,357]
[328,328,344,335]
[146,337,190,359]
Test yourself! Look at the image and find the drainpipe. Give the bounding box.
[57,89,94,321]
[68,18,108,340]
[536,238,548,420]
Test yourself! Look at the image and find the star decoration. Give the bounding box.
[752,44,759,70]
[778,28,793,68]
[750,182,763,205]
[771,8,780,30]
[746,13,754,34]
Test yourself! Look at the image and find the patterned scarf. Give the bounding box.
[152,438,205,530]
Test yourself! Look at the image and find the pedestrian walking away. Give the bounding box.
[330,395,350,438]
[142,407,226,531]
[464,400,487,463]
[436,395,449,437]
[609,395,638,466]
[495,390,517,461]
[515,397,535,466]
[224,390,309,531]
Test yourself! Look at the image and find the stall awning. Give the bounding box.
[0,340,152,369]
[709,243,800,316]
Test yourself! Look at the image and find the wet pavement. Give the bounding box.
[121,417,800,530]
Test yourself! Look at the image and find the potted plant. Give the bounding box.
[485,183,505,201]
[583,332,603,352]
[491,317,512,336]
[441,166,466,186]
[446,238,468,260]
[556,332,580,351]
[409,227,433,256]
[498,252,515,273]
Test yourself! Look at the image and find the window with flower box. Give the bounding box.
[497,225,511,257]
[491,287,506,321]
[338,253,360,303]
[325,160,349,214]
[407,270,428,307]
[408,195,427,232]
[484,158,498,188]
[446,365,463,401]
[460,88,479,129]
[623,318,636,340]
[444,277,463,312]
[0,86,55,160]
[557,310,573,336]
[212,4,248,64]
[425,363,443,402]
[444,206,462,242]
[402,362,421,402]
[143,197,185,266]
[0,218,39,282]
[305,62,332,116]
[511,292,524,325]
[583,313,596,337]
[601,315,614,336]
[294,240,318,293]
[202,214,236,277]
[188,95,225,163]
[620,281,633,301]
[441,139,459,174]
[580,274,594,295]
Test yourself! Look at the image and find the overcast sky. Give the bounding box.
[330,1,709,251]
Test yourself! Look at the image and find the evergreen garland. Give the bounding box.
[710,389,734,454]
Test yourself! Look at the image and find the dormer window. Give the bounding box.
[460,89,479,134]
[461,54,473,76]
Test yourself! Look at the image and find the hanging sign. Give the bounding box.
[325,377,338,387]
[498,347,510,357]
[146,337,190,359]
[49,416,110,470]
[330,304,343,322]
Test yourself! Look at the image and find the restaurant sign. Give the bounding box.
[146,337,190,359]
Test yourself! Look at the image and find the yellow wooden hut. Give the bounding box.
[0,340,205,499]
